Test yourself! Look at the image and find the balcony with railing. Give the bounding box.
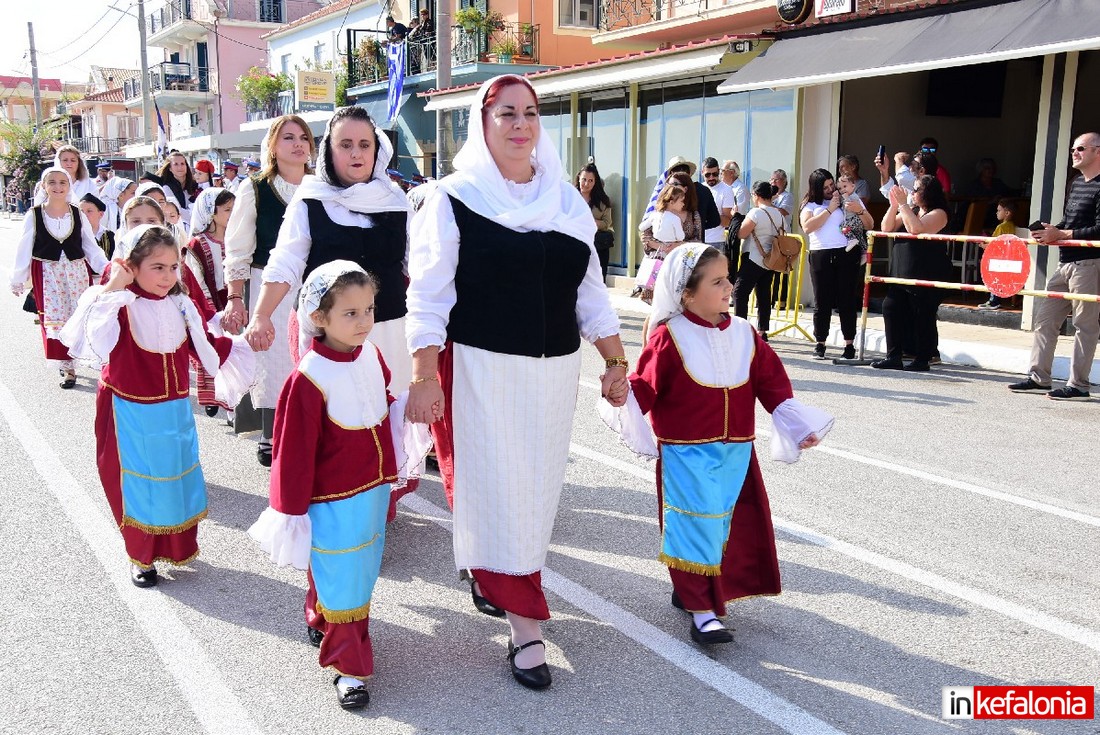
[69,136,140,156]
[245,90,296,122]
[347,23,541,90]
[146,0,208,45]
[123,62,216,113]
[597,0,773,42]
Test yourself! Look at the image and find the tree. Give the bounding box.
[0,119,63,202]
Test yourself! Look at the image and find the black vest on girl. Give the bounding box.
[251,175,285,269]
[302,198,407,323]
[32,206,85,261]
[446,196,591,358]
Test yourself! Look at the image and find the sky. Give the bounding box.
[2,1,144,84]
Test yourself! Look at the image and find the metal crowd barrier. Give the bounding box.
[837,230,1100,365]
[734,233,813,341]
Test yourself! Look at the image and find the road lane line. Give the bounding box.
[399,492,849,735]
[0,382,264,735]
[566,440,1100,654]
[576,380,1100,528]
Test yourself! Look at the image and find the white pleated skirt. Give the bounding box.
[450,343,581,575]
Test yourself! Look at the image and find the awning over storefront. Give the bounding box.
[718,0,1100,93]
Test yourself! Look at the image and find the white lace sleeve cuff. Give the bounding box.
[770,398,835,464]
[388,391,434,486]
[247,508,311,570]
[59,287,136,368]
[598,389,658,458]
[214,335,256,408]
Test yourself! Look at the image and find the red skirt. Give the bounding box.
[95,386,200,567]
[661,449,781,617]
[305,568,374,678]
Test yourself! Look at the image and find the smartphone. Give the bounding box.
[1028,220,1044,231]
[876,144,886,161]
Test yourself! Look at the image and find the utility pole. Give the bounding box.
[27,23,42,127]
[138,0,153,145]
[434,0,451,177]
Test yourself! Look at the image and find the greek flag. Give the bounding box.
[154,98,168,160]
[386,41,406,125]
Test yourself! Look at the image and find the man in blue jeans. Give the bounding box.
[1009,132,1100,401]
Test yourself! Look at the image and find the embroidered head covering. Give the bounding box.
[102,177,134,204]
[286,107,409,217]
[115,222,158,260]
[38,165,73,189]
[189,187,228,237]
[649,244,716,330]
[435,75,595,246]
[296,259,369,355]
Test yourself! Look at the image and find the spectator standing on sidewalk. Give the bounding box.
[1009,132,1100,401]
[771,169,794,231]
[701,157,734,256]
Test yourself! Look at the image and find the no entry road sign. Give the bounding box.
[981,235,1031,297]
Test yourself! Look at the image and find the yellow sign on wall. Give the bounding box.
[296,70,335,111]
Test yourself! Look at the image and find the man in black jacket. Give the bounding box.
[1009,131,1100,401]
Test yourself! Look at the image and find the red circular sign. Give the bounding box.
[981,234,1031,298]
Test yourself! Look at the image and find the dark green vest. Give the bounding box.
[251,174,287,268]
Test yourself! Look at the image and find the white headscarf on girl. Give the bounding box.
[189,187,227,238]
[38,166,73,196]
[438,75,595,246]
[649,243,716,330]
[286,107,409,216]
[101,177,133,232]
[135,180,181,210]
[296,259,367,356]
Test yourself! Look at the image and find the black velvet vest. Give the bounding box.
[32,206,85,261]
[251,175,286,268]
[302,198,407,323]
[446,195,591,358]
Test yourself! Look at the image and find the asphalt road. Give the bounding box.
[0,217,1096,735]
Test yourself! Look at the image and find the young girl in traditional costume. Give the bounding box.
[601,244,833,645]
[183,187,236,418]
[10,167,109,388]
[60,225,254,587]
[248,260,429,710]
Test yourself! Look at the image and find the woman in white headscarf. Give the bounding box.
[602,243,832,646]
[404,75,627,691]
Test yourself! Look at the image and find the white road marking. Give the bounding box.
[565,440,1100,654]
[0,382,264,735]
[399,492,849,735]
[576,380,1100,528]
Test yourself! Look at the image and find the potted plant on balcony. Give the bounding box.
[236,66,293,120]
[453,6,484,33]
[519,23,534,56]
[355,37,385,82]
[491,37,519,64]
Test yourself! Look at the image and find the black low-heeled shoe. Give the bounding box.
[671,590,685,611]
[507,640,551,690]
[333,675,370,710]
[205,405,220,417]
[307,626,324,647]
[690,617,733,645]
[470,579,505,617]
[131,564,158,588]
[904,360,930,372]
[256,445,272,468]
[59,369,76,389]
[870,358,905,370]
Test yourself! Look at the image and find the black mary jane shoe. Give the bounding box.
[470,579,506,618]
[131,564,158,588]
[307,626,324,648]
[870,358,905,370]
[507,640,552,691]
[204,405,220,418]
[333,676,370,710]
[256,445,272,468]
[59,369,76,389]
[671,590,685,611]
[690,617,733,645]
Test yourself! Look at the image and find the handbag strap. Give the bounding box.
[761,207,784,236]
